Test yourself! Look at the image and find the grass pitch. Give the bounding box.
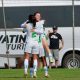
[0,68,80,80]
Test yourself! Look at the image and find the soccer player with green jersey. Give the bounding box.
[31,12,54,63]
[29,32,49,78]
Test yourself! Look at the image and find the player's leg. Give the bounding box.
[32,54,38,78]
[42,37,54,63]
[24,52,30,77]
[24,43,31,77]
[39,46,49,77]
[29,57,34,78]
[32,44,39,78]
[42,56,49,77]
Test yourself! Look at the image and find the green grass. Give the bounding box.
[0,68,80,80]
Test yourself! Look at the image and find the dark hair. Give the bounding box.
[34,11,41,16]
[27,14,36,27]
[27,15,34,23]
[34,11,42,23]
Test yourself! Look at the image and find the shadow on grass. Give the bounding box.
[0,76,25,78]
[0,76,50,80]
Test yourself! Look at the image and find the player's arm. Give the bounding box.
[20,21,28,33]
[59,35,64,50]
[20,20,28,28]
[31,20,45,34]
[30,27,43,34]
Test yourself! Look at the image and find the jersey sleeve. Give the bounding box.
[20,20,29,33]
[20,20,28,28]
[58,34,63,40]
[34,20,45,34]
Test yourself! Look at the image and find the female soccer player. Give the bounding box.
[31,12,54,63]
[21,15,39,78]
[29,33,49,78]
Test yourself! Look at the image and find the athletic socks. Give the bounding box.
[49,53,54,63]
[24,59,28,74]
[44,66,48,74]
[30,68,33,77]
[33,59,37,77]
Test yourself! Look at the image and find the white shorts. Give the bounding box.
[24,40,39,54]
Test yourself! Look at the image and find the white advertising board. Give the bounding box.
[0,30,26,55]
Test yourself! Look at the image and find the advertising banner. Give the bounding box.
[0,30,26,55]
